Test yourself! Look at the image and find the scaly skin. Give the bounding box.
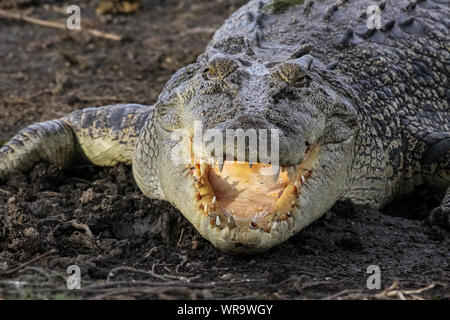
[1,0,449,253]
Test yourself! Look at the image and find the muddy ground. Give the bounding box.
[0,0,448,300]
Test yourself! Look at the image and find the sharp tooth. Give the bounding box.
[218,162,224,172]
[287,217,294,229]
[204,204,208,214]
[212,196,216,204]
[301,175,306,184]
[216,216,221,226]
[272,221,278,231]
[227,215,236,228]
[273,165,280,183]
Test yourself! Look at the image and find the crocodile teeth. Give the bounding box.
[216,216,221,226]
[218,162,224,172]
[212,196,216,204]
[227,215,236,228]
[300,175,306,184]
[287,217,294,229]
[272,221,278,231]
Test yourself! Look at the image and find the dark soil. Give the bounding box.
[0,0,448,300]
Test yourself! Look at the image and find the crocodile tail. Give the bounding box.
[0,120,76,181]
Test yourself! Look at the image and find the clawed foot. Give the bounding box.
[428,206,450,230]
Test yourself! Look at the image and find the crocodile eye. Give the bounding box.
[272,62,310,88]
[204,56,238,80]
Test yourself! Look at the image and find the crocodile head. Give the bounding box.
[134,53,360,253]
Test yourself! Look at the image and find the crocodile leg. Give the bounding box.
[63,104,151,167]
[420,133,450,229]
[428,186,450,230]
[0,104,151,182]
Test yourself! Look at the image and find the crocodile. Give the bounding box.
[0,0,449,253]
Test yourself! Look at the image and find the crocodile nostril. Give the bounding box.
[238,58,252,67]
[271,62,311,88]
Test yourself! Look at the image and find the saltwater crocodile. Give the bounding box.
[0,0,449,253]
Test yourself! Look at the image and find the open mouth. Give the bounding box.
[188,145,320,233]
